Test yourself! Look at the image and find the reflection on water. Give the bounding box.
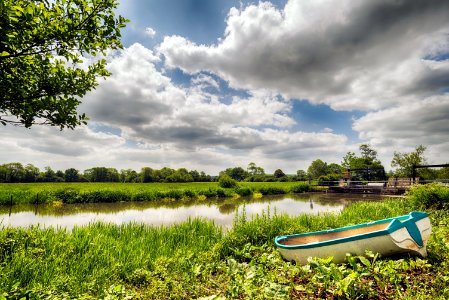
[0,193,385,229]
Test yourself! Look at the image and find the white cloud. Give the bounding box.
[155,0,449,169]
[158,0,449,111]
[0,41,352,173]
[145,27,156,38]
[4,0,449,174]
[0,125,126,170]
[353,93,449,165]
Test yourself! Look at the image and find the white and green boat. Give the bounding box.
[275,211,432,265]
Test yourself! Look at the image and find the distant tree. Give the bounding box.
[107,168,119,182]
[43,166,57,182]
[247,162,265,175]
[342,144,382,170]
[55,170,65,182]
[120,169,139,183]
[341,144,384,180]
[341,151,356,169]
[220,167,247,181]
[166,168,194,182]
[0,0,127,128]
[23,164,40,182]
[159,167,175,182]
[189,170,200,181]
[198,171,212,182]
[247,162,257,175]
[295,170,308,181]
[274,169,286,179]
[84,167,119,182]
[141,167,158,183]
[327,163,342,175]
[307,159,328,179]
[65,168,80,182]
[360,144,378,162]
[391,145,427,178]
[0,162,25,182]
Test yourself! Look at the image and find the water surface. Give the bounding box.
[0,193,385,229]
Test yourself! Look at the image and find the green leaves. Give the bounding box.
[0,0,128,129]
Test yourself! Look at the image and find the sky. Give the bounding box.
[2,0,449,175]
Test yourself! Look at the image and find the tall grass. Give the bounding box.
[0,182,309,205]
[0,219,222,296]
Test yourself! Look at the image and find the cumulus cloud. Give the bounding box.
[0,125,126,170]
[0,42,344,173]
[80,44,179,128]
[6,0,448,173]
[158,0,449,111]
[353,93,449,164]
[81,43,303,151]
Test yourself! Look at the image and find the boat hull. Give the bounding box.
[275,212,431,265]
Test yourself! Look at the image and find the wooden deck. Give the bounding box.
[328,186,407,195]
[327,178,415,195]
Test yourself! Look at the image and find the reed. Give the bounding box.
[0,219,222,297]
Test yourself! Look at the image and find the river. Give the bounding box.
[0,193,385,229]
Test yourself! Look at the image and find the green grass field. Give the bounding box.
[0,181,311,205]
[1,184,449,299]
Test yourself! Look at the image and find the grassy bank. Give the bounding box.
[1,184,449,299]
[0,182,312,205]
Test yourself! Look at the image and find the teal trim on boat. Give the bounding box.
[275,211,428,250]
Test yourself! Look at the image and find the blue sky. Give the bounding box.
[118,0,365,141]
[119,0,288,46]
[1,0,449,174]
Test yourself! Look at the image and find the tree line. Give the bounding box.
[1,144,448,183]
[0,165,213,183]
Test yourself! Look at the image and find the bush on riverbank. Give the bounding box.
[407,182,449,209]
[218,174,238,188]
[289,182,311,193]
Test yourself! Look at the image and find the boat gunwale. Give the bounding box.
[275,211,428,249]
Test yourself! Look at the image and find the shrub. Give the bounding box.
[317,174,341,186]
[52,189,80,203]
[406,183,449,209]
[215,188,228,197]
[290,182,311,193]
[81,190,128,203]
[235,187,252,197]
[163,190,184,200]
[199,188,218,198]
[182,189,197,198]
[219,175,237,188]
[258,186,287,195]
[132,191,157,202]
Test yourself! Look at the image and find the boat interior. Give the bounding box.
[278,221,390,245]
